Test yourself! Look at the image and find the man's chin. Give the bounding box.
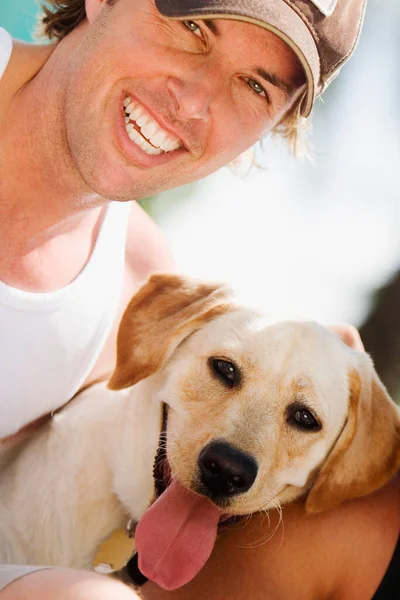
[77,170,141,202]
[77,161,188,202]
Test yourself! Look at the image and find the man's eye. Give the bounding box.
[183,20,203,39]
[244,77,267,99]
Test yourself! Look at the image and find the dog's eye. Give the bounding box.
[288,405,321,431]
[210,358,240,387]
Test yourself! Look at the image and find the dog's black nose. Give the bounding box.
[198,440,258,498]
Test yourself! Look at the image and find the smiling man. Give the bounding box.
[0,0,374,598]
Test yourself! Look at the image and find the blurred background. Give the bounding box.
[1,0,400,398]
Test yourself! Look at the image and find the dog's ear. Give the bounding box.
[306,361,400,513]
[108,273,233,390]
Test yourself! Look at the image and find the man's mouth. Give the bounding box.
[123,96,182,156]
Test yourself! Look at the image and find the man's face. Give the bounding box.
[63,0,304,200]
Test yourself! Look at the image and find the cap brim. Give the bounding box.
[155,0,319,117]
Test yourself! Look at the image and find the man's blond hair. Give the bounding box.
[39,0,308,154]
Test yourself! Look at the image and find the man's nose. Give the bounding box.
[166,67,220,121]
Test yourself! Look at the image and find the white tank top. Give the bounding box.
[0,202,131,439]
[0,30,132,438]
[0,27,12,79]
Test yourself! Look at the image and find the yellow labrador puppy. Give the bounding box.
[0,274,399,590]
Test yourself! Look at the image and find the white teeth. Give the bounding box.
[140,121,158,140]
[123,95,182,154]
[126,128,141,143]
[135,114,150,128]
[160,138,180,152]
[150,130,168,147]
[128,128,142,144]
[130,106,142,121]
[127,125,162,155]
[147,146,163,156]
[128,127,147,149]
[125,102,136,114]
[159,139,173,152]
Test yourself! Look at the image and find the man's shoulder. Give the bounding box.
[125,201,175,279]
[0,38,55,112]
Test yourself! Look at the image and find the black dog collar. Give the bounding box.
[126,403,169,587]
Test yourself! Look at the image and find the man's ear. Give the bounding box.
[85,0,107,23]
[108,273,233,390]
[306,359,400,513]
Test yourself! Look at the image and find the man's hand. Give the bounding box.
[326,323,365,352]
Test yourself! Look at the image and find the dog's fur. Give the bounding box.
[0,274,399,569]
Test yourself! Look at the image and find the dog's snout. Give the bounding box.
[198,440,258,498]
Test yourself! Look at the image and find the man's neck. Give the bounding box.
[0,32,108,291]
[0,32,104,236]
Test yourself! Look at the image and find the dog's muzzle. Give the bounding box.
[199,440,258,499]
[126,407,251,587]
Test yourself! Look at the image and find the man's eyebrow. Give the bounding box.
[255,67,295,99]
[203,19,220,36]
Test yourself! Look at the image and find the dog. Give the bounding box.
[0,273,399,590]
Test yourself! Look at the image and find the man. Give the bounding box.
[4,1,394,599]
[0,0,308,440]
[0,0,364,440]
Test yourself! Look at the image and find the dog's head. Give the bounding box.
[109,273,400,516]
[109,273,400,589]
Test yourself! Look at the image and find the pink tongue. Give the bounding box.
[135,479,222,590]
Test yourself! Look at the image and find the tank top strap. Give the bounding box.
[0,28,12,80]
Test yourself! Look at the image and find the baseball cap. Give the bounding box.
[154,0,368,117]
